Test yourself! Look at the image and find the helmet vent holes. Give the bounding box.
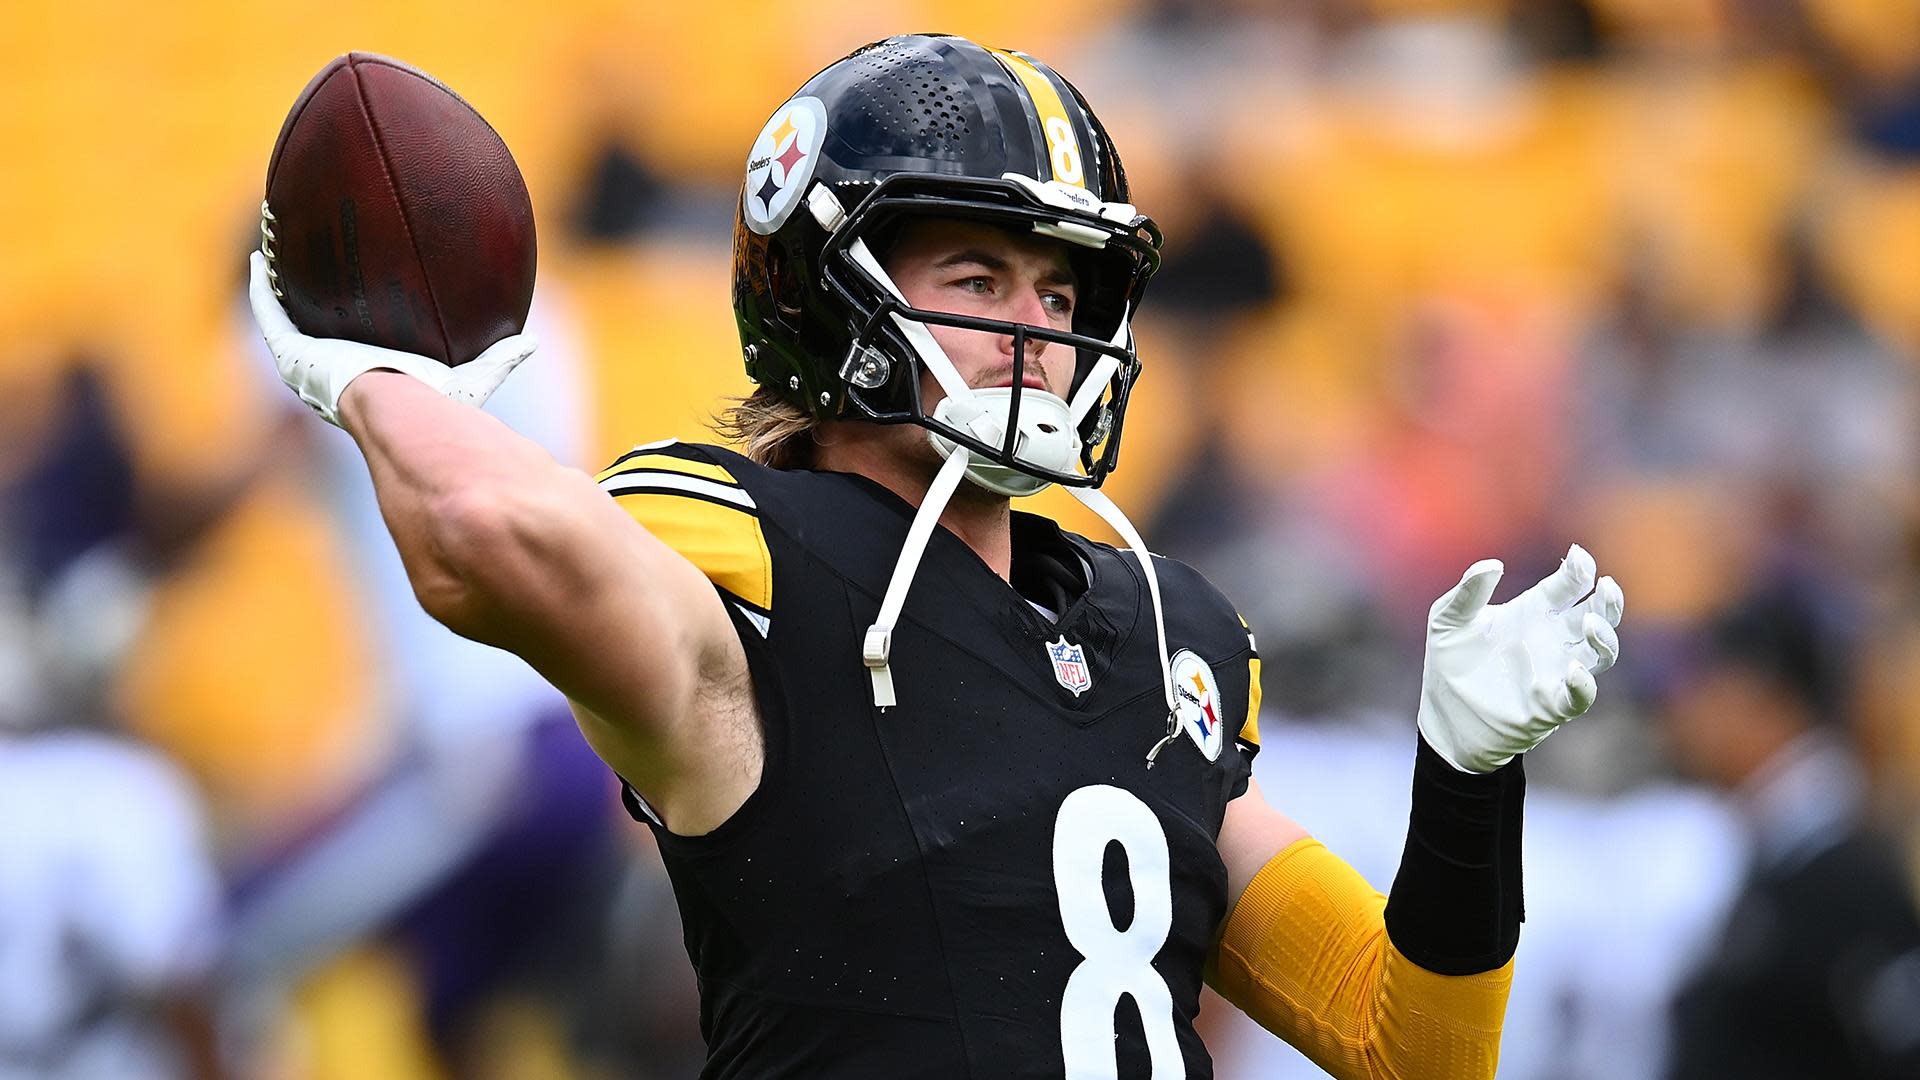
[832,46,991,153]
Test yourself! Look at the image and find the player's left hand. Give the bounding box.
[1416,544,1624,774]
[248,250,535,428]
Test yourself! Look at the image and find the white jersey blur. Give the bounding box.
[0,731,220,1079]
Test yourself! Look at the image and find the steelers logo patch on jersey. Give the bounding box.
[744,96,827,235]
[1169,649,1225,762]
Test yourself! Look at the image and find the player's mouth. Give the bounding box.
[983,370,1050,393]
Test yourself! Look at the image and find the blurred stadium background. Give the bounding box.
[6,0,1920,1076]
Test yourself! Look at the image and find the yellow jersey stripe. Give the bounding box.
[596,450,740,487]
[984,47,1085,189]
[607,486,772,611]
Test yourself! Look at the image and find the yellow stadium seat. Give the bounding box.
[1603,61,1832,328]
[563,242,752,464]
[115,477,382,833]
[1235,68,1621,327]
[1817,164,1920,360]
[1803,0,1920,80]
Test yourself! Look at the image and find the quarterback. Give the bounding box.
[249,34,1623,1079]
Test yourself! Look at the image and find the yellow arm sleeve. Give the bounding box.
[1207,838,1513,1080]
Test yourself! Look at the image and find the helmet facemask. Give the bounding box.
[812,173,1159,495]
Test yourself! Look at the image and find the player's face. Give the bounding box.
[883,217,1080,408]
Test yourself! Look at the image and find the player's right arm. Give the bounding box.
[340,374,760,832]
[250,254,760,835]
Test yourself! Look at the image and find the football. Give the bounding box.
[261,52,535,366]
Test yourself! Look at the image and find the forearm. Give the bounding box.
[1383,738,1525,975]
[1205,837,1505,1068]
[1209,838,1511,1079]
[337,371,566,631]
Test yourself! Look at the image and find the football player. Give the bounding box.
[249,34,1623,1079]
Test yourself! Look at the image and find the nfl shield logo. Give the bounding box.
[1046,636,1092,696]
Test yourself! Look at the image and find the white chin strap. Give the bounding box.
[1064,485,1181,766]
[862,446,974,708]
[859,447,1178,755]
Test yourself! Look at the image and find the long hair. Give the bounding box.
[711,385,818,470]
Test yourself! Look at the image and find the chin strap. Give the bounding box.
[860,449,1181,770]
[864,448,975,707]
[1065,485,1181,766]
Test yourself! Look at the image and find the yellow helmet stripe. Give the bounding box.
[984,47,1087,190]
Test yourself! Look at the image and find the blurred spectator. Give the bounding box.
[570,136,670,242]
[1663,575,1920,1078]
[1509,0,1609,66]
[1803,0,1920,160]
[1145,164,1284,325]
[0,713,225,1080]
[0,712,224,1080]
[0,365,137,603]
[0,366,223,1080]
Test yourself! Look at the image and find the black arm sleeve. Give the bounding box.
[1382,734,1526,975]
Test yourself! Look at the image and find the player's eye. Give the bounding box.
[952,275,994,295]
[1041,291,1074,316]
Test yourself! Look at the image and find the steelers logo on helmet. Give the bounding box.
[1169,649,1225,762]
[743,96,827,235]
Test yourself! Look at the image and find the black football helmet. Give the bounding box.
[731,33,1161,489]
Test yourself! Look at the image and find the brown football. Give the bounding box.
[262,52,535,366]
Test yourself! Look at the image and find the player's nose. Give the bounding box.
[998,289,1052,362]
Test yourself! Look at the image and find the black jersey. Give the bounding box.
[596,441,1263,1080]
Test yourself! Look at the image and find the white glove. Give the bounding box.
[1417,543,1624,774]
[247,250,537,428]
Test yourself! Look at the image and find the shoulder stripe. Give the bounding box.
[597,445,742,486]
[600,440,726,475]
[599,469,772,610]
[610,485,762,517]
[600,456,743,486]
[601,471,757,510]
[598,441,772,611]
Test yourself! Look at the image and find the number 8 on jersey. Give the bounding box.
[1053,785,1184,1079]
